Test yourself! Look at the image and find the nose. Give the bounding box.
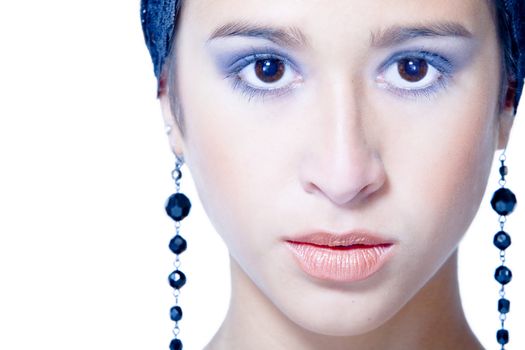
[299,79,386,207]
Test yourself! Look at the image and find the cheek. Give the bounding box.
[379,29,501,243]
[178,78,271,263]
[381,78,499,268]
[430,90,498,234]
[176,37,299,259]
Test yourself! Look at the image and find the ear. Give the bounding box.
[159,84,186,160]
[496,81,517,150]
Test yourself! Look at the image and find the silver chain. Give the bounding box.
[497,150,508,350]
[170,158,184,341]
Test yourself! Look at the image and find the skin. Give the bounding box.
[159,0,516,348]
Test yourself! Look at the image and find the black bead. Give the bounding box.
[168,270,187,289]
[170,338,183,350]
[495,266,512,285]
[498,298,510,314]
[499,165,508,177]
[493,231,512,250]
[169,235,187,255]
[497,329,509,345]
[165,193,191,221]
[490,188,517,216]
[170,306,183,321]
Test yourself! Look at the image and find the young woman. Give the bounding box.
[141,0,524,349]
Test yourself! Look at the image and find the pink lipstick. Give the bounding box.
[284,231,395,282]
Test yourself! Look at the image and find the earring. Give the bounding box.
[490,149,517,349]
[165,155,191,350]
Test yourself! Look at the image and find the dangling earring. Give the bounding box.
[490,149,517,349]
[165,155,191,350]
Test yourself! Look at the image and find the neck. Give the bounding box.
[205,249,483,350]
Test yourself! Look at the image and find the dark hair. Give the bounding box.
[141,0,525,120]
[494,0,524,113]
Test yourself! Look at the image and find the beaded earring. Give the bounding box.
[165,155,192,350]
[490,149,517,349]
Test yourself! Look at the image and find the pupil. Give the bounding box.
[398,58,428,82]
[262,60,278,76]
[255,59,285,83]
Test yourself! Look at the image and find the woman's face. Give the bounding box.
[162,0,514,335]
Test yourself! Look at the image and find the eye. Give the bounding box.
[382,56,441,90]
[254,59,286,83]
[397,58,428,82]
[376,51,454,98]
[236,56,302,91]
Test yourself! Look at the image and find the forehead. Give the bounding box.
[186,0,493,39]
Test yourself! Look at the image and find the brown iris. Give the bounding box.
[254,59,285,83]
[397,58,428,82]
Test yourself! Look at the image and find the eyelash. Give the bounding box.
[230,75,288,101]
[377,50,454,100]
[224,50,455,101]
[225,51,299,101]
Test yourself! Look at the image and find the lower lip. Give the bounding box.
[285,241,394,283]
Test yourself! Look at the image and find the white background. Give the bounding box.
[0,1,523,349]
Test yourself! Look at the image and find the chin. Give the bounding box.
[271,286,409,337]
[287,307,396,337]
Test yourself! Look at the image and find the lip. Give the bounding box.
[284,230,396,283]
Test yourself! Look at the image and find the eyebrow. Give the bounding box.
[370,22,473,47]
[207,20,473,48]
[207,21,310,48]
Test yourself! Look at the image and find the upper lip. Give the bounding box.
[284,230,394,247]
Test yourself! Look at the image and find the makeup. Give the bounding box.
[284,231,395,283]
[208,44,304,100]
[375,49,455,100]
[206,32,478,102]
